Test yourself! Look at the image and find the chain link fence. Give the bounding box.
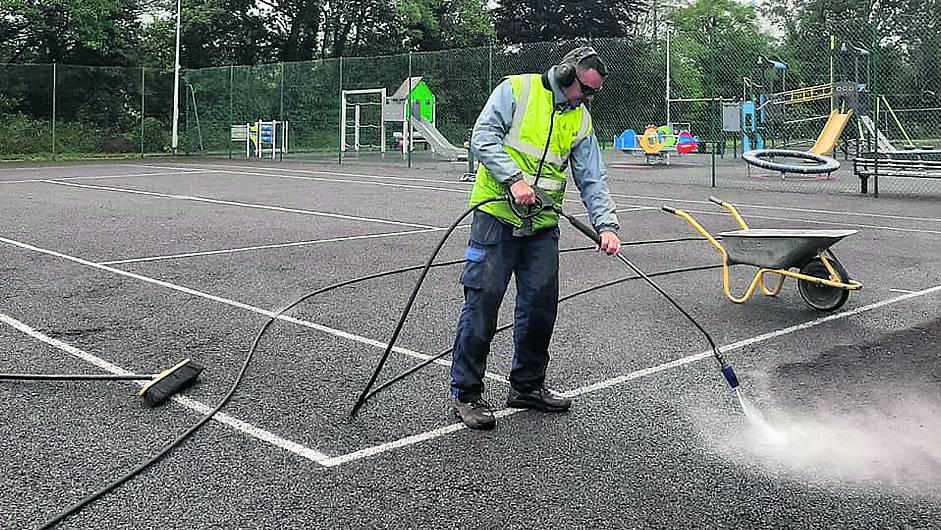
[0,64,173,159]
[2,7,939,196]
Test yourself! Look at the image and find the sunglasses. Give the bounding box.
[575,75,601,96]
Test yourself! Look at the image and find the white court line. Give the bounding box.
[677,207,941,235]
[320,284,941,467]
[619,193,941,224]
[43,180,441,230]
[0,163,132,172]
[99,207,653,266]
[0,170,212,185]
[120,163,609,211]
[98,228,444,265]
[0,235,507,384]
[126,163,474,196]
[0,312,330,463]
[34,164,939,234]
[129,162,941,224]
[889,288,916,294]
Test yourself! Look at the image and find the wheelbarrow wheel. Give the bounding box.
[798,257,850,311]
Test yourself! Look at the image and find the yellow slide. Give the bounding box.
[809,109,853,156]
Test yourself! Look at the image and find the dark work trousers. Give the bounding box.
[450,211,560,400]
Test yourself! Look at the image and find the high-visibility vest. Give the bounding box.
[469,74,593,230]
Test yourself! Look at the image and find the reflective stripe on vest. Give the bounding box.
[468,74,593,229]
[523,172,566,191]
[504,76,593,170]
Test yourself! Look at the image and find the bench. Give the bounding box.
[853,154,941,194]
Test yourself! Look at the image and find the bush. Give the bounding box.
[0,113,176,156]
[0,114,53,155]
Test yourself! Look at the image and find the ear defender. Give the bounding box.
[554,46,599,88]
[556,63,577,87]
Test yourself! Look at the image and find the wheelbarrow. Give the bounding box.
[661,196,862,311]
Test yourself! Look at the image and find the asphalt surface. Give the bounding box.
[1,156,940,529]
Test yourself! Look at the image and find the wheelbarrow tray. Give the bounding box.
[717,229,858,269]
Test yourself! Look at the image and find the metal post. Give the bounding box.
[171,0,183,154]
[228,65,234,159]
[140,67,146,158]
[871,5,879,197]
[708,18,717,188]
[488,43,493,90]
[380,87,387,155]
[354,105,361,151]
[338,57,343,165]
[665,27,671,128]
[407,52,413,168]
[279,62,285,161]
[829,35,835,114]
[51,62,57,160]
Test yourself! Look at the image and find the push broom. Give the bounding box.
[0,358,204,406]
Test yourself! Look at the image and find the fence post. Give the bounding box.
[487,43,493,90]
[280,61,285,161]
[708,18,717,188]
[51,62,56,160]
[228,65,234,159]
[141,67,146,158]
[407,51,413,169]
[337,56,343,165]
[871,3,879,197]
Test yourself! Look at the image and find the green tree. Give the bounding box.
[399,0,494,51]
[135,0,272,68]
[666,0,770,99]
[262,0,328,61]
[320,0,403,57]
[0,0,144,64]
[492,0,648,44]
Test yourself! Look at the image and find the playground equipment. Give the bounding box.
[340,77,466,161]
[809,109,853,156]
[230,120,289,159]
[613,124,699,165]
[743,149,840,179]
[741,101,849,177]
[663,197,861,311]
[737,39,864,176]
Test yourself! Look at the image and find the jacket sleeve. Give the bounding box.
[469,80,522,185]
[569,131,620,234]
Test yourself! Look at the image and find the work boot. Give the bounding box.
[450,396,496,430]
[505,386,572,412]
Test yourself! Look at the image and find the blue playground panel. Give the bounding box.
[614,129,639,150]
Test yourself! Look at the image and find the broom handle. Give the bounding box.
[0,373,154,381]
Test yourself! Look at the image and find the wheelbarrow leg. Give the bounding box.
[758,270,786,296]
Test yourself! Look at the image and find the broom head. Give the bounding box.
[138,359,203,407]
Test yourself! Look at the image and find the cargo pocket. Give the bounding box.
[459,245,487,290]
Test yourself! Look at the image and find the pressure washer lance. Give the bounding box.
[556,199,739,391]
[349,191,738,417]
[0,359,204,406]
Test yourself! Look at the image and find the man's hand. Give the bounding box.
[599,231,620,255]
[509,180,536,205]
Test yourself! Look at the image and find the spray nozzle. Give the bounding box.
[721,362,739,390]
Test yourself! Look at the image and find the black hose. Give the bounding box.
[350,197,503,416]
[31,192,709,527]
[556,208,733,371]
[358,263,723,406]
[32,200,515,530]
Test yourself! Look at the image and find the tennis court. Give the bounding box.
[2,156,940,529]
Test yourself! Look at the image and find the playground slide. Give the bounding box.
[809,109,853,156]
[858,115,897,153]
[409,116,467,161]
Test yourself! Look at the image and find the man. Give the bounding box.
[449,46,621,430]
